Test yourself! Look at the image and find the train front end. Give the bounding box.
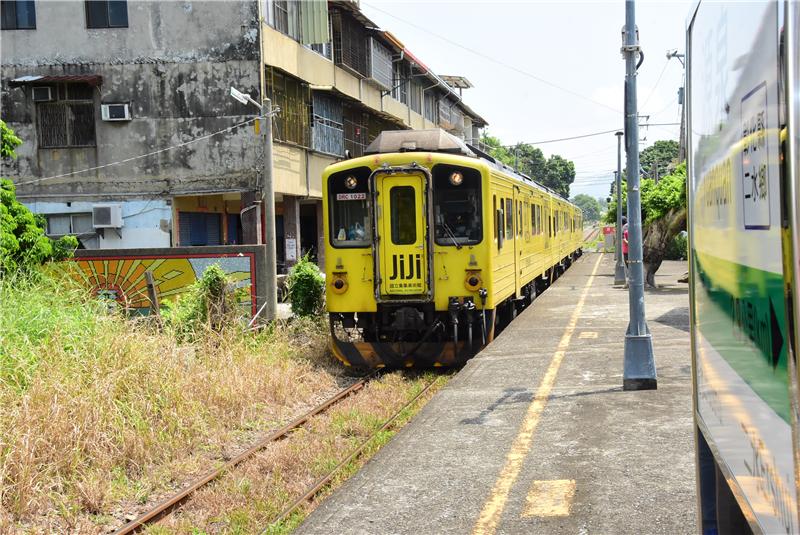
[323,130,491,368]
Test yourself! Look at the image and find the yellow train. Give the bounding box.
[323,129,583,368]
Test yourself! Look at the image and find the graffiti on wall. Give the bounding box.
[60,252,257,315]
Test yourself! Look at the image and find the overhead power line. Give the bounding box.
[501,123,679,147]
[362,2,622,114]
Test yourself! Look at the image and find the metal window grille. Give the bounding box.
[409,77,424,114]
[424,91,438,123]
[38,85,96,148]
[312,92,343,155]
[331,9,368,77]
[391,61,409,104]
[265,67,310,147]
[273,0,289,34]
[368,37,393,89]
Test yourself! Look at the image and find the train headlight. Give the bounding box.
[449,171,463,186]
[345,175,358,189]
[464,271,482,292]
[331,273,349,294]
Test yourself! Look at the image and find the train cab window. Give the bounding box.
[328,167,372,248]
[432,165,482,246]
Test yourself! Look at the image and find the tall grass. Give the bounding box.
[0,270,335,530]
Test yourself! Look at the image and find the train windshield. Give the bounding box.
[329,168,372,248]
[432,165,482,246]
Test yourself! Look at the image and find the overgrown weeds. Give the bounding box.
[0,269,337,530]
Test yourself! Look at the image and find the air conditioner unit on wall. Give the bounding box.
[32,87,53,102]
[101,103,132,121]
[92,204,124,228]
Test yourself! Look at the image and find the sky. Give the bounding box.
[359,0,691,200]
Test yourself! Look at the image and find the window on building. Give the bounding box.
[85,1,128,28]
[1,0,36,30]
[178,212,222,246]
[423,91,438,123]
[408,77,424,115]
[37,83,96,148]
[331,8,368,77]
[311,92,343,156]
[265,67,310,147]
[46,213,94,236]
[391,61,409,104]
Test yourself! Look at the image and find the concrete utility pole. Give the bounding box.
[260,98,278,322]
[230,87,278,322]
[614,132,626,285]
[621,0,657,390]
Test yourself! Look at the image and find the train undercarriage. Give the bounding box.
[329,252,580,368]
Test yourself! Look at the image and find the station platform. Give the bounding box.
[298,253,695,534]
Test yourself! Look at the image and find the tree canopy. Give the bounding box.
[480,132,575,198]
[640,140,680,181]
[1,120,77,274]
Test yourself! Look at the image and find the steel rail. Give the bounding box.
[264,375,443,531]
[113,374,374,535]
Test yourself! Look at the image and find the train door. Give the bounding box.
[375,172,429,297]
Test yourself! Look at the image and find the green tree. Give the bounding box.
[542,155,575,198]
[480,133,575,197]
[603,162,687,286]
[1,120,77,275]
[640,140,679,181]
[571,194,601,223]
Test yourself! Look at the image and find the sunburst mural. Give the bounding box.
[56,253,257,316]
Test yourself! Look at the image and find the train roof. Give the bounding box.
[364,129,570,202]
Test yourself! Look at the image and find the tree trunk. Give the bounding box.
[642,207,687,287]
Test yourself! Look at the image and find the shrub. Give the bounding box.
[286,255,324,317]
[162,264,238,341]
[665,231,689,260]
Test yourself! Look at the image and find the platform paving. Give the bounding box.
[297,253,695,534]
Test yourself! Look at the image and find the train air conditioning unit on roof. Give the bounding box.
[32,87,53,102]
[92,204,124,229]
[101,103,132,121]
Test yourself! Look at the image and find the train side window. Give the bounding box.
[493,195,497,241]
[328,167,372,248]
[517,201,523,237]
[497,204,504,250]
[505,198,513,238]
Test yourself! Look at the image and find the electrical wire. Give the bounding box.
[499,123,678,147]
[15,114,267,186]
[362,2,622,115]
[640,59,670,110]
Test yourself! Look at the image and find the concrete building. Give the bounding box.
[1,0,486,271]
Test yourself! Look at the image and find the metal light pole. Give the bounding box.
[231,87,278,322]
[621,0,656,390]
[614,131,626,285]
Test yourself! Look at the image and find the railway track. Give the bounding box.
[113,372,441,534]
[113,375,374,534]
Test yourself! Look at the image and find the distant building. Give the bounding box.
[0,0,486,271]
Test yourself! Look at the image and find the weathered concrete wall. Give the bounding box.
[0,0,261,200]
